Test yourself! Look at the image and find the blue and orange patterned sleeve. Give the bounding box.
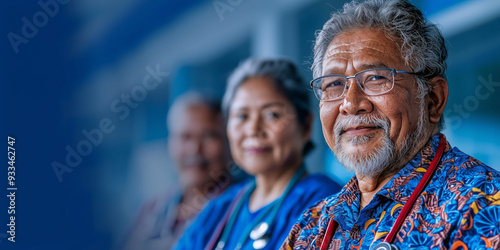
[281,199,328,250]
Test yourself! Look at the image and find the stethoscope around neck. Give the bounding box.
[205,166,306,250]
[319,134,446,250]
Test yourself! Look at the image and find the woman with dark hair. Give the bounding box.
[174,58,341,250]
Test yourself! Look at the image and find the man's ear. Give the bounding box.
[427,76,449,124]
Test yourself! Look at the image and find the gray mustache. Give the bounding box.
[334,115,390,137]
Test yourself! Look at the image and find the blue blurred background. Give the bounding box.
[1,0,499,249]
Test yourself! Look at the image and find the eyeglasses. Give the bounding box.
[310,68,416,101]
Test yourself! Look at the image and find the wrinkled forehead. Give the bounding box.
[322,29,405,75]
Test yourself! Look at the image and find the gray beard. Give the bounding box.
[333,111,426,179]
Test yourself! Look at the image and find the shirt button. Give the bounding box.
[349,224,360,240]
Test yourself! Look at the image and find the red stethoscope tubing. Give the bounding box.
[319,134,446,249]
[320,219,338,250]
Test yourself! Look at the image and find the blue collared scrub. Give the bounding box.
[173,173,342,250]
[281,133,500,249]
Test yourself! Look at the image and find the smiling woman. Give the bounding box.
[173,58,342,250]
[227,76,306,180]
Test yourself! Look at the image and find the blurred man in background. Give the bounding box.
[121,92,233,250]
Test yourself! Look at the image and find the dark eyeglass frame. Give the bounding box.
[310,68,416,101]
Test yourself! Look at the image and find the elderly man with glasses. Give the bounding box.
[282,0,500,249]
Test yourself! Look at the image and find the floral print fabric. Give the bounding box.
[281,133,500,250]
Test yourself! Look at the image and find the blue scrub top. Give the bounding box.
[173,173,342,250]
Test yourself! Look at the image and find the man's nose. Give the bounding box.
[339,78,374,115]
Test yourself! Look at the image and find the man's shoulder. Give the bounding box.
[445,146,500,183]
[295,192,342,222]
[285,192,343,247]
[438,146,500,202]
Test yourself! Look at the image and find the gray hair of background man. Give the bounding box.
[312,0,448,130]
[222,58,315,155]
[167,91,223,131]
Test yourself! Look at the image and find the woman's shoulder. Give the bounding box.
[220,178,251,197]
[203,178,251,209]
[183,179,249,231]
[291,173,343,201]
[301,173,342,189]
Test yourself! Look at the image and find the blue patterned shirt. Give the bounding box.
[281,133,500,249]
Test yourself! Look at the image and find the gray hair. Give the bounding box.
[167,91,222,131]
[222,58,314,155]
[313,0,447,130]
